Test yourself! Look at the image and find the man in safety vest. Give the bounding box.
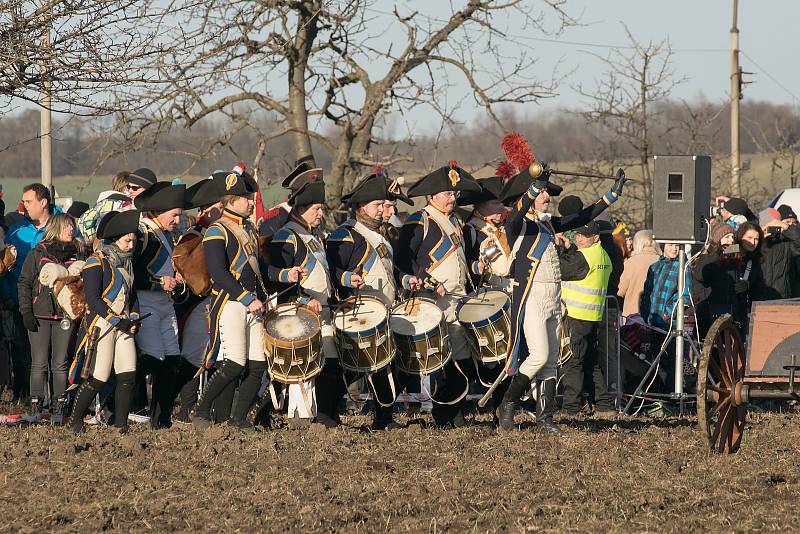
[559,220,615,416]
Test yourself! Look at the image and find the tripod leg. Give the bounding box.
[621,332,674,415]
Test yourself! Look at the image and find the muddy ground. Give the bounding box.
[0,409,799,533]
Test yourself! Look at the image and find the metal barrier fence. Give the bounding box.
[600,295,623,408]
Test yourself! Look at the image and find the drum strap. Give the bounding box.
[423,358,470,406]
[368,369,397,408]
[467,355,501,389]
[268,382,287,411]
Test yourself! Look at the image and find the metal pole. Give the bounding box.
[730,0,741,196]
[674,247,687,411]
[40,0,52,192]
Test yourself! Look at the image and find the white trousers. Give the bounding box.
[136,290,179,359]
[92,317,137,382]
[517,282,561,381]
[218,300,266,365]
[181,297,210,367]
[287,318,337,419]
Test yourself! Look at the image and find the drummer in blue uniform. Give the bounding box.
[496,163,626,433]
[268,177,338,427]
[259,156,321,239]
[395,162,482,428]
[459,174,514,420]
[193,168,292,431]
[69,210,142,434]
[326,171,402,430]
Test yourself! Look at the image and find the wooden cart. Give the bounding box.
[697,300,800,454]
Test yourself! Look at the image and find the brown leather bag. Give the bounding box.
[173,234,211,297]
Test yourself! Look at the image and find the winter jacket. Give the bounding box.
[758,224,800,300]
[692,247,766,337]
[639,256,692,329]
[18,241,84,321]
[617,249,660,321]
[0,206,64,302]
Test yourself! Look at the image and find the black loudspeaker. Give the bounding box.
[652,155,711,244]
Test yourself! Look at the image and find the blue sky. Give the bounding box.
[393,0,799,129]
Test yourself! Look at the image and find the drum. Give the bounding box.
[456,288,511,363]
[390,297,448,375]
[333,295,394,373]
[263,303,323,384]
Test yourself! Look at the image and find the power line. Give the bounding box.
[741,50,800,104]
[361,6,727,53]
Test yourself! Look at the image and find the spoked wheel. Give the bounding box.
[697,315,747,454]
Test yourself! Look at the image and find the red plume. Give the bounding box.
[371,167,383,176]
[496,161,516,180]
[448,159,459,169]
[500,132,536,172]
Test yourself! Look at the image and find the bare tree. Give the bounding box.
[0,0,190,115]
[575,25,684,227]
[109,0,577,209]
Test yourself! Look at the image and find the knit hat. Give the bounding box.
[722,197,748,217]
[710,222,735,244]
[557,195,583,217]
[778,204,798,220]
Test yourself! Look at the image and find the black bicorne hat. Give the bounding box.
[457,176,505,206]
[186,178,222,209]
[97,210,141,240]
[134,182,188,212]
[282,156,323,190]
[288,178,326,207]
[406,163,482,198]
[66,201,90,219]
[386,175,413,206]
[127,168,158,190]
[498,165,563,204]
[218,170,258,197]
[342,173,390,206]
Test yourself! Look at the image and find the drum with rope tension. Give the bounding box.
[390,297,449,375]
[263,303,323,384]
[456,288,511,364]
[333,295,395,373]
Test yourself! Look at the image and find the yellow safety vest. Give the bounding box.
[562,242,611,322]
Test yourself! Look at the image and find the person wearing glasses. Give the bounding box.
[395,162,481,428]
[78,169,157,244]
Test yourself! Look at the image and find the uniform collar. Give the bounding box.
[428,200,452,217]
[290,213,313,232]
[221,209,245,225]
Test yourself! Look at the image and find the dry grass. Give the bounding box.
[1,409,799,532]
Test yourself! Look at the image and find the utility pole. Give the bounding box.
[40,0,52,193]
[730,0,741,196]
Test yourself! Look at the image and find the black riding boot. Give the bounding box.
[175,360,200,423]
[537,378,564,435]
[193,360,244,430]
[69,377,104,434]
[497,374,531,432]
[371,405,397,431]
[151,355,179,429]
[314,363,341,428]
[230,361,267,430]
[114,372,136,433]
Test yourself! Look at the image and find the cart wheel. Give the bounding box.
[697,315,747,454]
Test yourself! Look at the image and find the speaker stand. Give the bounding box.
[622,247,694,415]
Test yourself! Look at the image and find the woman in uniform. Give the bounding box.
[69,210,141,434]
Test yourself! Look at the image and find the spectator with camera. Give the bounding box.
[692,221,766,339]
[758,204,800,300]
